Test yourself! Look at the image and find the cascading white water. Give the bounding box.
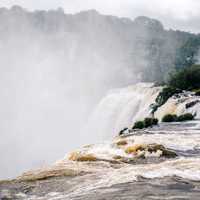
[87,83,200,141]
[16,84,200,200]
[155,92,200,120]
[87,83,161,139]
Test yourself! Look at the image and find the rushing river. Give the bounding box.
[1,120,200,200]
[1,83,200,199]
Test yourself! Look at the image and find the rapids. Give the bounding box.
[2,120,200,200]
[1,83,200,200]
[155,91,200,120]
[88,83,200,139]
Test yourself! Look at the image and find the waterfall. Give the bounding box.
[87,83,161,140]
[87,83,200,141]
[155,92,200,121]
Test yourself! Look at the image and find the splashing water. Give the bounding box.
[87,83,200,140]
[22,121,200,200]
[4,83,200,200]
[87,83,161,139]
[155,91,200,120]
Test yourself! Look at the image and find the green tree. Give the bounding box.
[175,37,200,69]
[168,65,200,90]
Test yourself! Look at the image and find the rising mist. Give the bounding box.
[0,6,198,179]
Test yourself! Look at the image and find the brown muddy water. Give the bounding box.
[1,121,200,200]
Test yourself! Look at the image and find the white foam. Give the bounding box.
[155,93,200,121]
[89,157,200,189]
[127,132,200,151]
[87,83,161,139]
[88,83,200,141]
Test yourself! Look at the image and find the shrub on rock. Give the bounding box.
[162,113,194,122]
[162,114,177,122]
[152,118,159,125]
[133,118,159,130]
[144,118,153,128]
[155,87,182,107]
[133,121,145,129]
[195,90,200,96]
[177,113,194,121]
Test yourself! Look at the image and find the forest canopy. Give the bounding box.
[168,65,200,90]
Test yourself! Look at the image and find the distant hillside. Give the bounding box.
[0,6,199,85]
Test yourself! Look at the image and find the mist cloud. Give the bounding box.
[0,0,200,32]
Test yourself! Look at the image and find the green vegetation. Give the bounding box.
[133,117,158,129]
[133,121,145,129]
[151,86,182,114]
[155,87,182,106]
[152,118,159,125]
[168,65,200,90]
[151,65,200,115]
[177,113,194,122]
[162,114,177,122]
[192,89,200,96]
[144,118,153,128]
[175,37,200,70]
[162,113,194,122]
[195,91,200,96]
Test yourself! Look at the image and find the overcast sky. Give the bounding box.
[0,0,200,33]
